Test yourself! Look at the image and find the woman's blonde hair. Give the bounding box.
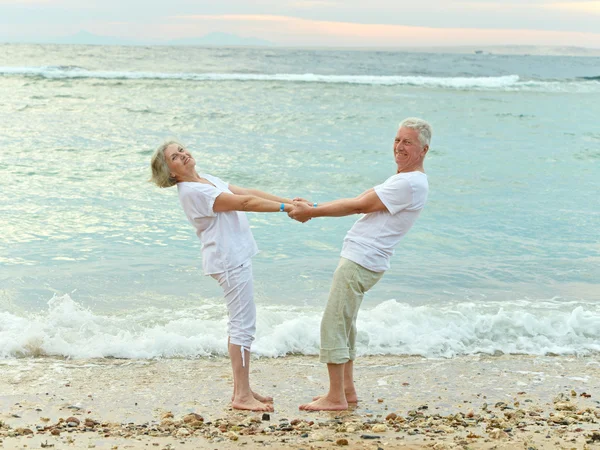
[149,140,180,188]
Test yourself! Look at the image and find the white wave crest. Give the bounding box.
[1,295,599,359]
[0,66,519,87]
[3,66,599,91]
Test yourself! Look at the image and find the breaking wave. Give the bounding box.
[1,66,599,92]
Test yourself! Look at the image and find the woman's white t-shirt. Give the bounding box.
[177,174,258,275]
[341,171,429,273]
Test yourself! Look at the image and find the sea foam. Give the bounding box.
[1,294,598,359]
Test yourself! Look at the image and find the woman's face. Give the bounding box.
[164,143,195,179]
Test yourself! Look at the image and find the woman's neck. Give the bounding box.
[177,170,203,183]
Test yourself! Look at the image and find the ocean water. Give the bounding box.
[1,44,599,359]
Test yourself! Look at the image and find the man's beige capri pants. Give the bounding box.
[320,257,384,364]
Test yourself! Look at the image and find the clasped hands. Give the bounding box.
[288,197,313,223]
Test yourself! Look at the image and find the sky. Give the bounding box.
[1,0,600,47]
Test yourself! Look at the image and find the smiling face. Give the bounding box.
[164,143,196,181]
[393,127,428,172]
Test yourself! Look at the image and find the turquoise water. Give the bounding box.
[0,44,599,358]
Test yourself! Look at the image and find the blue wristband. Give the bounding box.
[280,203,285,212]
[313,202,318,208]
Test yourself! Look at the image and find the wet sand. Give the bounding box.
[1,354,599,449]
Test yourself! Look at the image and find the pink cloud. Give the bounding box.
[167,14,600,47]
[545,1,600,14]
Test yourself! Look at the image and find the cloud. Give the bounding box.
[452,2,535,10]
[166,13,600,47]
[290,0,339,7]
[546,1,600,13]
[2,4,599,46]
[170,14,294,22]
[0,0,54,3]
[456,0,600,14]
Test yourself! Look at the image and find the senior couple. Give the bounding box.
[150,117,431,412]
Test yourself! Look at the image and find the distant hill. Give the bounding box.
[1,33,597,56]
[0,30,272,47]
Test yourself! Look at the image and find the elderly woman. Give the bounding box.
[150,141,298,412]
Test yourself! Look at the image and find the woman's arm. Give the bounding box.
[229,184,309,205]
[213,192,293,213]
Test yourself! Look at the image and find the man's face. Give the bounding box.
[393,127,427,170]
[164,143,195,178]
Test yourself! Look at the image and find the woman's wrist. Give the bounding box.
[279,202,293,213]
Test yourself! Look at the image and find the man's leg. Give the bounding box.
[344,267,384,402]
[310,262,384,406]
[300,363,346,410]
[312,361,357,402]
[300,258,361,411]
[342,360,358,403]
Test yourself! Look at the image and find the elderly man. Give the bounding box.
[289,117,431,411]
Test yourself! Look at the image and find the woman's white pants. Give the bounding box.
[210,260,256,357]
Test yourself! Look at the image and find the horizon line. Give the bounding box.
[1,40,600,54]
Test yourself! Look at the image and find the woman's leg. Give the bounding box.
[212,262,273,411]
[227,337,272,404]
[228,342,271,411]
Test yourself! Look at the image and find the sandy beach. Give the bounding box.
[1,354,599,449]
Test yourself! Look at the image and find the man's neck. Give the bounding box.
[397,165,424,174]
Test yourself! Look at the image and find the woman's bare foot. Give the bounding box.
[232,395,274,412]
[299,394,348,411]
[312,390,358,403]
[231,390,273,403]
[252,391,273,403]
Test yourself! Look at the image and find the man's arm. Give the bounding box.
[214,192,293,213]
[289,188,388,223]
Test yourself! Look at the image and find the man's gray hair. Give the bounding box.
[399,117,432,148]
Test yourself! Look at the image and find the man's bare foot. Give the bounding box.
[232,396,274,412]
[312,390,358,403]
[231,391,273,403]
[299,395,348,411]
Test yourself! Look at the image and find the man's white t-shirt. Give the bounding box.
[177,174,258,275]
[341,171,429,273]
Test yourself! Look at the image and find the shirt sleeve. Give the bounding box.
[374,176,413,215]
[180,184,222,218]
